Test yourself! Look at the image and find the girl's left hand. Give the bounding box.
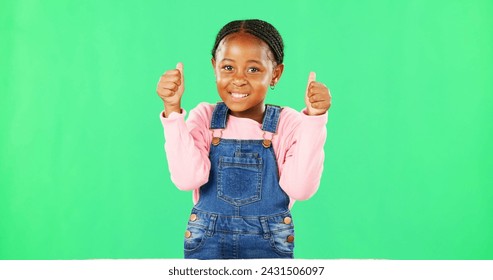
[305,72,331,116]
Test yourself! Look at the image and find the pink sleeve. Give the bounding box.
[278,109,328,201]
[160,104,212,191]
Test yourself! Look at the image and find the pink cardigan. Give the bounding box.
[160,102,328,208]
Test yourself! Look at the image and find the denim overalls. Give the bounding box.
[184,102,295,259]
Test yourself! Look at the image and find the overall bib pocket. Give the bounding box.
[217,155,263,206]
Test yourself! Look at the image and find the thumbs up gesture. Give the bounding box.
[157,62,185,117]
[305,72,331,116]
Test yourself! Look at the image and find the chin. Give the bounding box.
[222,101,244,111]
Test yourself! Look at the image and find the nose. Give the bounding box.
[232,72,247,87]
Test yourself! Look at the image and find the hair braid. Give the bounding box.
[211,19,284,65]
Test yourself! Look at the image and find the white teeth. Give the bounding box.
[231,92,249,98]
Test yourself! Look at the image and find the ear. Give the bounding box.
[211,58,216,69]
[271,63,284,86]
[211,58,218,78]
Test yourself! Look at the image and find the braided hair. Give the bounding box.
[211,19,284,65]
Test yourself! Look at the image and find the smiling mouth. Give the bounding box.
[230,92,249,99]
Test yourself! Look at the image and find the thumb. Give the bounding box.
[305,71,316,96]
[176,62,184,92]
[176,62,184,81]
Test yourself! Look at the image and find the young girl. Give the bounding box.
[157,19,331,259]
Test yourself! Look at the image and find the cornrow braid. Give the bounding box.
[211,19,284,65]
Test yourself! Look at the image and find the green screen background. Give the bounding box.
[1,0,492,259]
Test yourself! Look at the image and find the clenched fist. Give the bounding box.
[305,72,331,116]
[157,62,184,117]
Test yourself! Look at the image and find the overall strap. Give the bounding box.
[209,102,282,147]
[210,102,282,131]
[210,102,229,129]
[261,104,282,148]
[261,104,282,133]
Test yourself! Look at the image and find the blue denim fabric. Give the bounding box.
[184,102,295,259]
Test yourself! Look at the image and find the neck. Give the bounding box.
[229,103,265,124]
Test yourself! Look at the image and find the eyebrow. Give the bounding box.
[221,58,263,64]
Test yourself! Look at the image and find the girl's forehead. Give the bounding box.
[216,32,273,60]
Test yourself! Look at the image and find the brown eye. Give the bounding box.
[222,65,233,71]
[247,67,260,73]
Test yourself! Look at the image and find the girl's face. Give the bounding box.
[212,32,283,123]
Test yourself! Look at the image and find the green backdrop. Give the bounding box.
[1,0,492,260]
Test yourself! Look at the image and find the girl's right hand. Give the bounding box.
[157,62,184,117]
